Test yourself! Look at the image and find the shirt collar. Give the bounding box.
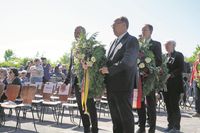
[117,32,127,42]
[145,38,152,44]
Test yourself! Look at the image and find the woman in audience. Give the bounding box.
[0,68,8,102]
[7,68,22,85]
[30,58,44,84]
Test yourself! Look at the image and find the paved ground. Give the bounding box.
[0,106,199,133]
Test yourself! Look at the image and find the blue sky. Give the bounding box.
[0,0,200,62]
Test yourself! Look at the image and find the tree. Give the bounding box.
[185,44,200,63]
[4,49,14,61]
[58,53,70,65]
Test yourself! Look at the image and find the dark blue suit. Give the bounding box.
[105,32,139,133]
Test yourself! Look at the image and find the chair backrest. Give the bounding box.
[57,83,71,102]
[21,85,37,104]
[0,83,5,97]
[5,84,21,101]
[42,82,56,101]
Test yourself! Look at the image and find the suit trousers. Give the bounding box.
[194,83,200,113]
[74,85,98,133]
[137,90,156,133]
[163,91,181,130]
[107,90,135,133]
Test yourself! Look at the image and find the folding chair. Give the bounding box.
[32,82,43,119]
[98,96,110,119]
[56,83,80,126]
[18,84,38,132]
[40,82,60,122]
[0,84,21,129]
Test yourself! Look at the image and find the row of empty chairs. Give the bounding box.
[0,82,110,132]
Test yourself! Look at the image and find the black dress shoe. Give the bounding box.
[163,127,172,132]
[136,128,146,133]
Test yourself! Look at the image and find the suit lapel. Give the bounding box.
[109,33,129,60]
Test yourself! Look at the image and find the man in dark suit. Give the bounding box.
[137,24,162,133]
[63,26,98,133]
[163,40,184,133]
[100,16,139,133]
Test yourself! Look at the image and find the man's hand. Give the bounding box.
[99,67,109,74]
[81,60,88,70]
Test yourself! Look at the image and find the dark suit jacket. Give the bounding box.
[167,51,184,93]
[64,50,78,86]
[105,32,139,92]
[149,39,162,67]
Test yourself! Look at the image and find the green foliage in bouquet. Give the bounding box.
[72,33,106,98]
[155,54,169,92]
[137,41,160,97]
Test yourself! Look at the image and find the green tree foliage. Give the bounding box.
[0,57,33,68]
[4,49,14,61]
[58,53,70,65]
[185,44,200,63]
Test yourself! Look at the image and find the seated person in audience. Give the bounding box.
[19,70,29,84]
[51,66,65,82]
[7,68,22,101]
[7,68,22,85]
[0,68,8,124]
[0,68,8,102]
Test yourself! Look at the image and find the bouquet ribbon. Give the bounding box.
[132,76,142,109]
[81,69,90,114]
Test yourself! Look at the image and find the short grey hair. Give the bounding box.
[114,16,129,29]
[165,40,176,47]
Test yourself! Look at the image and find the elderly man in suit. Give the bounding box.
[163,41,184,133]
[137,24,162,133]
[100,16,139,133]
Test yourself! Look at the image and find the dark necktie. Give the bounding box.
[108,38,119,59]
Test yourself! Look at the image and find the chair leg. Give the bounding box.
[40,106,45,122]
[52,106,58,122]
[0,108,5,126]
[61,107,65,124]
[78,115,81,127]
[31,107,38,132]
[98,103,102,119]
[15,108,21,130]
[35,104,41,119]
[57,106,61,125]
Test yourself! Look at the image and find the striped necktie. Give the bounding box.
[108,38,119,58]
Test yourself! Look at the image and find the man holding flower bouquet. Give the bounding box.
[63,26,105,133]
[137,24,162,133]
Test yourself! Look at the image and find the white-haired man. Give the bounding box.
[163,41,184,133]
